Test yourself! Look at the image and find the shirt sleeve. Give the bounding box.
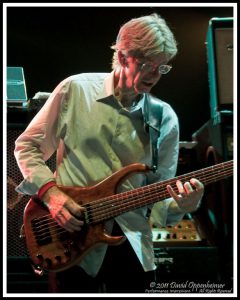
[149,102,185,226]
[14,78,71,195]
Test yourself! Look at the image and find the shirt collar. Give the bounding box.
[97,70,146,114]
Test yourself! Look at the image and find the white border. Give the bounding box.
[3,2,237,298]
[2,2,238,7]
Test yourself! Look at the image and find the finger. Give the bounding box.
[190,178,204,191]
[68,215,84,227]
[65,199,86,218]
[70,205,86,219]
[66,218,84,232]
[56,209,84,232]
[119,67,127,90]
[176,180,185,195]
[120,66,132,90]
[183,182,194,194]
[63,208,85,227]
[167,184,180,200]
[59,218,83,232]
[55,212,75,233]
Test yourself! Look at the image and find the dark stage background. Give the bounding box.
[7,5,233,140]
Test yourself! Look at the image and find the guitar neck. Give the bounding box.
[85,160,233,224]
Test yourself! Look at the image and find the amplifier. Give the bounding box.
[192,111,233,163]
[206,17,233,118]
[7,67,28,107]
[192,113,233,247]
[151,217,226,284]
[7,123,56,258]
[152,218,203,247]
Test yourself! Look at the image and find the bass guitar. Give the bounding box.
[21,160,233,274]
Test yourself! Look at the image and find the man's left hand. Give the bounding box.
[167,178,204,213]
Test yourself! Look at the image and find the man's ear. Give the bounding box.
[118,51,128,67]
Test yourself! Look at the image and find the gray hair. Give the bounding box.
[111,13,178,69]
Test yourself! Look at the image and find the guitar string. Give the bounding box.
[37,161,233,222]
[34,170,233,241]
[32,167,233,241]
[35,169,233,233]
[70,161,234,219]
[32,164,233,234]
[33,165,233,233]
[34,161,233,227]
[32,165,233,238]
[34,170,234,243]
[86,164,233,222]
[75,161,234,212]
[35,161,233,230]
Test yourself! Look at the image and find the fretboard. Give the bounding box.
[84,160,233,224]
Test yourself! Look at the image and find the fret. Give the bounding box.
[87,160,233,224]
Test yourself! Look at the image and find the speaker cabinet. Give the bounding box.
[7,122,56,258]
[191,114,233,284]
[7,124,30,258]
[206,17,233,118]
[192,113,233,243]
[192,111,233,163]
[7,120,56,292]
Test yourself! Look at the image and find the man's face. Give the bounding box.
[123,53,172,94]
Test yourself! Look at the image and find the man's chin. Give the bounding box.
[135,85,152,94]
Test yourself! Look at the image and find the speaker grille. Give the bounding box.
[214,27,233,105]
[7,127,56,257]
[206,18,233,119]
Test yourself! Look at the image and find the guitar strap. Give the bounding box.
[143,93,163,173]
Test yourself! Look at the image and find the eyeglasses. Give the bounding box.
[136,60,172,75]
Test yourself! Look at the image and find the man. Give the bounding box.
[14,13,204,293]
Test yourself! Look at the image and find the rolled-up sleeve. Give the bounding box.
[14,79,70,195]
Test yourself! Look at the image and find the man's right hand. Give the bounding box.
[41,186,85,232]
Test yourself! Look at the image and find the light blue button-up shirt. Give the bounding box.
[15,71,183,277]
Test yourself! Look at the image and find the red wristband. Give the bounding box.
[38,181,57,199]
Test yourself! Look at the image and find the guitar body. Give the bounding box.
[23,163,148,273]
